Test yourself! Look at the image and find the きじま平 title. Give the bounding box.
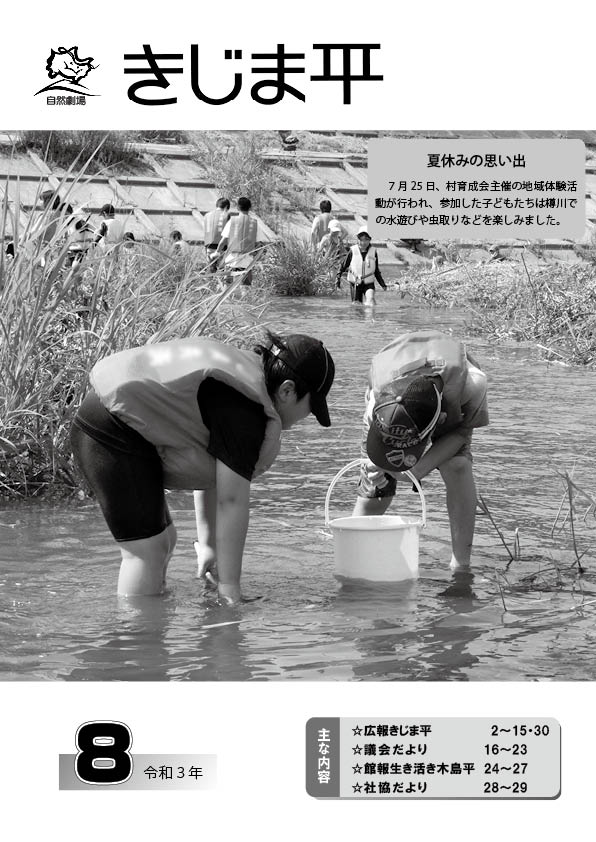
[123,43,383,105]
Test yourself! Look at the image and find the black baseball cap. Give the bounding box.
[271,335,335,426]
[367,374,442,471]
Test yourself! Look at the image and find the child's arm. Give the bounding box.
[408,429,472,481]
[374,252,387,290]
[195,488,217,583]
[214,459,251,604]
[336,250,352,286]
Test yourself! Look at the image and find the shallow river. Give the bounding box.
[1,292,596,681]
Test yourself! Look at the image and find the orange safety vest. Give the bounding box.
[90,339,282,490]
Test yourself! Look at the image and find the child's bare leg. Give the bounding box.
[438,455,477,570]
[161,522,178,585]
[117,525,176,596]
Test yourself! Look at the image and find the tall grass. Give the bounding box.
[0,173,263,498]
[256,233,341,296]
[191,132,278,213]
[18,131,143,173]
[404,257,596,367]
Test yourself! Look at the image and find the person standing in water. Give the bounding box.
[336,226,387,305]
[70,332,335,605]
[352,329,489,596]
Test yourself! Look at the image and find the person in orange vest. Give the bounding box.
[216,196,260,285]
[70,332,335,605]
[353,330,489,596]
[202,197,230,271]
[336,226,387,305]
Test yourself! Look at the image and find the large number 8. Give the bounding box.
[75,721,133,785]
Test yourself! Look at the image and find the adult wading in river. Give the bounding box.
[352,329,489,596]
[336,226,387,306]
[70,333,335,605]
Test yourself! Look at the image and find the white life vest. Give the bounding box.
[90,339,282,490]
[203,209,229,246]
[97,216,125,250]
[370,330,469,434]
[105,217,125,242]
[347,245,377,285]
[68,217,94,253]
[172,239,190,257]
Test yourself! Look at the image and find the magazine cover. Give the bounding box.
[2,1,595,837]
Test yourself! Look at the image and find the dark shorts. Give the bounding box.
[70,391,172,542]
[350,281,374,303]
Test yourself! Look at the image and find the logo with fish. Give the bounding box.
[35,46,99,98]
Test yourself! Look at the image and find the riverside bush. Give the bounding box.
[405,258,596,367]
[256,234,341,296]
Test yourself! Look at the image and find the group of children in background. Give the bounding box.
[3,190,194,268]
[8,190,390,305]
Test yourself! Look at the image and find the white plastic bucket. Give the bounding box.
[324,459,426,582]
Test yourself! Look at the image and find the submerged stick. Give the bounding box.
[494,569,508,612]
[477,494,516,565]
[563,471,587,573]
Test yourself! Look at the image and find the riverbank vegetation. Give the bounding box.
[188,130,320,228]
[0,180,262,499]
[404,255,596,368]
[18,131,145,174]
[256,233,339,296]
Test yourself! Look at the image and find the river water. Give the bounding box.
[1,292,596,681]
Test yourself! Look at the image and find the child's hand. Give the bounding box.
[195,542,218,587]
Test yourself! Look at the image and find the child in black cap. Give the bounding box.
[353,329,488,594]
[71,331,335,604]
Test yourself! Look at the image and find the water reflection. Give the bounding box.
[1,295,596,680]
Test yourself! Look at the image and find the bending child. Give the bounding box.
[71,332,335,605]
[353,329,488,595]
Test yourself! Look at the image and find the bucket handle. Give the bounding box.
[324,458,427,528]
